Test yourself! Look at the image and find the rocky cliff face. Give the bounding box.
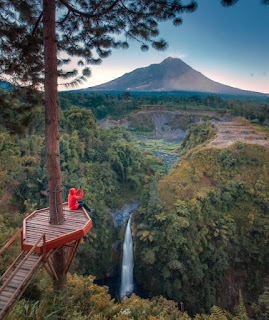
[87,57,266,96]
[99,108,220,141]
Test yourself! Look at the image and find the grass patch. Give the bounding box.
[134,137,180,155]
[252,124,269,137]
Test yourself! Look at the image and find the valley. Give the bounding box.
[0,93,268,319]
[92,106,269,311]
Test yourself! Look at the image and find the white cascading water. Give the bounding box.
[120,216,134,299]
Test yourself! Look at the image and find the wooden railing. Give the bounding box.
[0,228,22,256]
[42,234,47,262]
[0,235,43,295]
[0,236,45,319]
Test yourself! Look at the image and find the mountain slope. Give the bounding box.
[86,57,266,96]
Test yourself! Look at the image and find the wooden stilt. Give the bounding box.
[64,239,81,274]
[46,256,59,282]
[43,264,55,280]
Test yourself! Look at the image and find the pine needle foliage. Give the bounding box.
[0,88,42,134]
[2,0,267,89]
[0,0,198,89]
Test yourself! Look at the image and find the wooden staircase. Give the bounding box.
[0,234,43,319]
[0,204,92,319]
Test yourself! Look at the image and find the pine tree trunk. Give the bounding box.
[43,0,66,290]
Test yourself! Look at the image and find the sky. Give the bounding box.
[61,0,269,93]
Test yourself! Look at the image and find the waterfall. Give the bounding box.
[120,216,134,299]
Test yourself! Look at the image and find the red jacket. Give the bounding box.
[68,188,84,210]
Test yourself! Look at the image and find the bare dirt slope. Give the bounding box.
[99,109,220,141]
[208,121,269,148]
[99,109,269,148]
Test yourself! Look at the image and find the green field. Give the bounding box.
[134,137,180,155]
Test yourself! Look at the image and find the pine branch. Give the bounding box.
[59,0,121,19]
[32,12,43,35]
[57,8,70,25]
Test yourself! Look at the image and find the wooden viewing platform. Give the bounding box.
[0,203,92,319]
[23,203,92,253]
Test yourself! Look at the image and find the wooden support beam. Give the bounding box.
[46,256,59,282]
[42,235,47,263]
[42,238,81,280]
[64,239,81,274]
[23,218,27,241]
[43,263,55,280]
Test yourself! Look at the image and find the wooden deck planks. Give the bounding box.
[25,231,66,240]
[25,230,82,241]
[0,296,11,303]
[26,222,85,232]
[32,211,87,219]
[29,215,86,222]
[33,214,87,222]
[2,287,15,294]
[26,221,87,237]
[27,216,87,226]
[22,204,92,253]
[26,226,76,235]
[32,221,88,229]
[30,216,88,225]
[2,274,26,283]
[0,291,13,298]
[35,209,85,217]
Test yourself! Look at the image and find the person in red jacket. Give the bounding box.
[68,187,93,213]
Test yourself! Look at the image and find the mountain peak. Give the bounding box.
[161,56,177,62]
[87,58,265,96]
[161,56,181,62]
[160,56,188,66]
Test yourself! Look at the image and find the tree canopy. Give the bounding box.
[0,0,197,87]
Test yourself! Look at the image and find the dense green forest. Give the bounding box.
[134,123,269,315]
[8,272,268,320]
[1,91,269,319]
[0,103,160,279]
[59,92,269,125]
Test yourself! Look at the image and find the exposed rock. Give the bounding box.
[112,201,140,228]
[208,121,269,148]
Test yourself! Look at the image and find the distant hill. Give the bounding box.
[85,57,267,97]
